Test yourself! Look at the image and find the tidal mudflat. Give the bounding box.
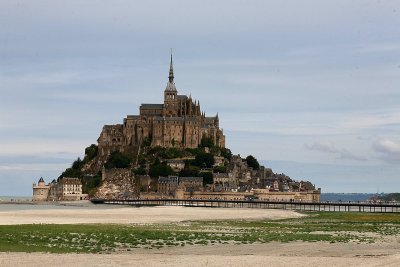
[0,204,399,266]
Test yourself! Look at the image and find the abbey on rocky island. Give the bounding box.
[97,54,225,160]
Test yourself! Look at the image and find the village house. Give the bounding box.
[178,177,203,193]
[32,177,87,201]
[157,176,179,196]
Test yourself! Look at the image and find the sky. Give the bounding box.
[1,0,400,196]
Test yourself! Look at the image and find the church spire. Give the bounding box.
[165,50,177,92]
[168,50,174,83]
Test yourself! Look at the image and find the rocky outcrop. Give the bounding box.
[93,168,138,199]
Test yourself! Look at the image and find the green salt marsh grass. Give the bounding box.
[1,212,399,253]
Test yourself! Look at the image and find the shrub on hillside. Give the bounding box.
[105,151,132,169]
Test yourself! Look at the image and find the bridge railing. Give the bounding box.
[90,198,400,213]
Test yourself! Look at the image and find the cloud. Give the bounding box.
[0,141,86,156]
[1,0,400,195]
[0,164,67,172]
[372,138,400,163]
[354,43,400,54]
[305,142,366,161]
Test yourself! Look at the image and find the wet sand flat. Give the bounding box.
[1,242,400,267]
[0,205,304,225]
[1,204,399,266]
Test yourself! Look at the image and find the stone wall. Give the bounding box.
[32,185,50,201]
[139,190,321,202]
[253,189,321,202]
[95,168,138,199]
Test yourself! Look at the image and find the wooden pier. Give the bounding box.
[91,198,400,213]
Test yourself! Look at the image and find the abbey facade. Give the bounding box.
[98,55,225,160]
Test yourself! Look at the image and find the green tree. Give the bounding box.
[246,155,260,170]
[213,165,227,173]
[72,157,83,170]
[200,171,213,186]
[133,167,147,175]
[199,136,214,148]
[194,152,215,168]
[179,166,200,177]
[382,193,400,202]
[84,144,98,161]
[83,173,102,195]
[105,151,132,169]
[58,167,82,180]
[220,147,233,160]
[149,163,174,178]
[59,157,83,179]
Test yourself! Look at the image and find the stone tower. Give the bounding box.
[32,177,50,201]
[163,53,178,117]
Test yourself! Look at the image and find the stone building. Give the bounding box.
[179,177,203,193]
[32,177,50,201]
[32,177,86,201]
[252,189,321,202]
[98,54,225,161]
[213,173,236,192]
[158,176,179,196]
[57,177,84,201]
[228,155,251,183]
[157,175,203,195]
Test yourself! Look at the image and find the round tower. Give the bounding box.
[32,177,50,201]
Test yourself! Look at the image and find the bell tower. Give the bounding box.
[164,52,178,116]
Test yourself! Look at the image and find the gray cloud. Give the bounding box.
[372,138,400,164]
[1,0,400,194]
[305,142,367,161]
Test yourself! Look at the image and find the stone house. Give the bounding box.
[33,177,86,201]
[179,177,203,193]
[57,177,84,201]
[213,172,236,191]
[157,176,179,196]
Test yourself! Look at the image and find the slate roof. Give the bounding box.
[59,177,81,185]
[140,104,164,109]
[179,177,203,183]
[158,176,179,184]
[126,115,140,119]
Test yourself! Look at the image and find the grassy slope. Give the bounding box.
[1,212,400,253]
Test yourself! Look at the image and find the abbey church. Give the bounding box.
[97,55,225,160]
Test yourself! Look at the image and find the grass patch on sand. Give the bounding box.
[1,212,399,253]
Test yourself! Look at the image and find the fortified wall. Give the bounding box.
[141,189,321,202]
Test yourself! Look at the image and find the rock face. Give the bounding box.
[94,168,138,199]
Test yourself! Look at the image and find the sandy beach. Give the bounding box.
[0,203,399,266]
[1,242,400,267]
[0,204,304,225]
